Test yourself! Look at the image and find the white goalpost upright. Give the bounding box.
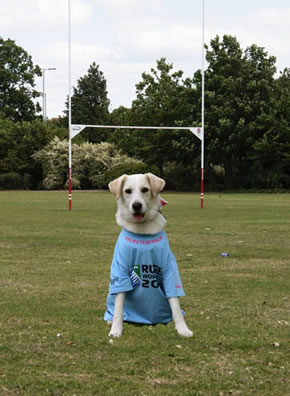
[68,0,205,211]
[68,0,72,210]
[201,0,205,209]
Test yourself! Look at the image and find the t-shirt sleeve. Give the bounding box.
[108,240,133,295]
[162,249,185,298]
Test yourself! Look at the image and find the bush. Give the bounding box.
[0,172,22,189]
[33,138,151,190]
[163,162,199,191]
[23,173,32,190]
[32,137,68,190]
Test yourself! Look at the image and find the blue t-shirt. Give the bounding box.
[104,229,185,325]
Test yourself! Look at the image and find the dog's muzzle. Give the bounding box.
[132,201,145,221]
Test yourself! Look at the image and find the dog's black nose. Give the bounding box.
[132,202,142,212]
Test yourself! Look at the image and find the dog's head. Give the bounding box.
[109,173,166,234]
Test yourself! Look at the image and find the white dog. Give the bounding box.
[104,173,193,338]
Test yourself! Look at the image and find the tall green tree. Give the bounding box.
[251,68,290,188]
[112,57,198,177]
[109,105,132,126]
[62,62,111,143]
[0,118,67,189]
[195,35,277,188]
[0,37,41,121]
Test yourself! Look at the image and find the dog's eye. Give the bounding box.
[141,187,149,193]
[124,188,132,195]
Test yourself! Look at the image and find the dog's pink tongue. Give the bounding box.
[133,214,144,221]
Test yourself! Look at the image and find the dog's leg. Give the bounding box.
[109,292,125,337]
[168,297,193,337]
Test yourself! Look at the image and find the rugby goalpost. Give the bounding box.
[68,0,205,210]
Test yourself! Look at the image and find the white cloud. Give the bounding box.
[33,40,119,117]
[0,0,91,31]
[39,41,116,67]
[205,6,290,73]
[118,22,202,61]
[245,7,290,61]
[1,0,290,118]
[258,7,290,29]
[95,0,162,13]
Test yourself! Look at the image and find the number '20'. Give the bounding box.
[142,279,161,288]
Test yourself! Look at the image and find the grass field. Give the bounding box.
[0,191,289,395]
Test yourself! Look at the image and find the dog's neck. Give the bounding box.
[116,213,166,235]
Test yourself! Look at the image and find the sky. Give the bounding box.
[1,0,289,119]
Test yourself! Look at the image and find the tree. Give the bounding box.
[62,62,111,143]
[112,58,198,178]
[109,105,132,126]
[0,37,41,121]
[0,118,67,189]
[251,68,290,188]
[195,35,277,188]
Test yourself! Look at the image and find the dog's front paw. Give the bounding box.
[176,325,193,337]
[109,325,123,338]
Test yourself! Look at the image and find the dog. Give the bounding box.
[104,173,193,338]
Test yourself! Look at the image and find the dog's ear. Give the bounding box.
[109,174,127,200]
[145,173,166,197]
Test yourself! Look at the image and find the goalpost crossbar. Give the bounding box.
[70,124,203,140]
[68,124,203,211]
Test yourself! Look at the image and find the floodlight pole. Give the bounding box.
[201,0,205,209]
[68,0,72,210]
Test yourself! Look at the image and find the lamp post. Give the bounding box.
[42,67,56,121]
